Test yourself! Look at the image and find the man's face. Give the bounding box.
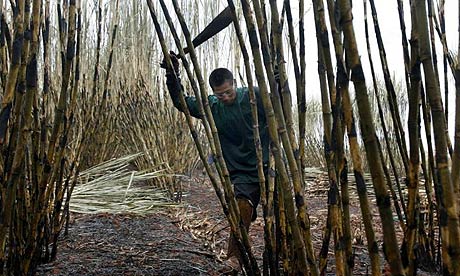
[212,81,237,105]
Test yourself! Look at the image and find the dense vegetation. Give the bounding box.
[0,0,459,275]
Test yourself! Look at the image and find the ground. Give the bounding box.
[36,170,440,275]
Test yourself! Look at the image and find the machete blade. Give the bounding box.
[182,6,233,55]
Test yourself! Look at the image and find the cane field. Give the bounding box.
[1,0,460,275]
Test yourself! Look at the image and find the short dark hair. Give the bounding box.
[209,68,233,89]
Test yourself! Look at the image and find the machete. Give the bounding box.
[161,5,233,69]
[181,6,233,55]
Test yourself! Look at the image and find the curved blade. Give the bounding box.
[182,6,233,55]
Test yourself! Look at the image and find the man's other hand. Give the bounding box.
[161,51,180,75]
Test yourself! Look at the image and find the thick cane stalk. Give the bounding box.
[415,0,460,274]
[319,0,353,273]
[452,0,460,216]
[0,1,26,270]
[6,2,31,271]
[50,0,83,262]
[420,84,442,263]
[19,5,76,275]
[402,0,422,272]
[0,0,8,89]
[337,0,405,274]
[436,0,448,98]
[0,0,25,145]
[268,2,320,272]
[17,0,41,272]
[323,0,381,273]
[267,0,304,204]
[312,0,347,274]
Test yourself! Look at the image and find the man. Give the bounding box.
[163,53,270,273]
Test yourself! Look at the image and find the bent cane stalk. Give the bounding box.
[145,0,230,243]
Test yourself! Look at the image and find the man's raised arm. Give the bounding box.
[162,52,202,119]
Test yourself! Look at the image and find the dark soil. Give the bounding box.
[36,171,440,275]
[37,213,220,275]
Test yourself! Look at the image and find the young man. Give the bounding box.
[164,54,269,273]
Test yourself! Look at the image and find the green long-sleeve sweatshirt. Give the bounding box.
[166,75,269,184]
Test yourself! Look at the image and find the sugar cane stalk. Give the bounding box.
[337,0,405,273]
[363,0,406,230]
[239,0,314,273]
[403,0,422,271]
[311,0,347,274]
[169,0,259,272]
[225,2,276,275]
[369,0,410,177]
[415,0,460,274]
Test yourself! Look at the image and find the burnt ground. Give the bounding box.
[36,171,440,276]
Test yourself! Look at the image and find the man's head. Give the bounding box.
[209,68,236,105]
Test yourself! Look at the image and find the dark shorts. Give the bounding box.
[234,182,261,221]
